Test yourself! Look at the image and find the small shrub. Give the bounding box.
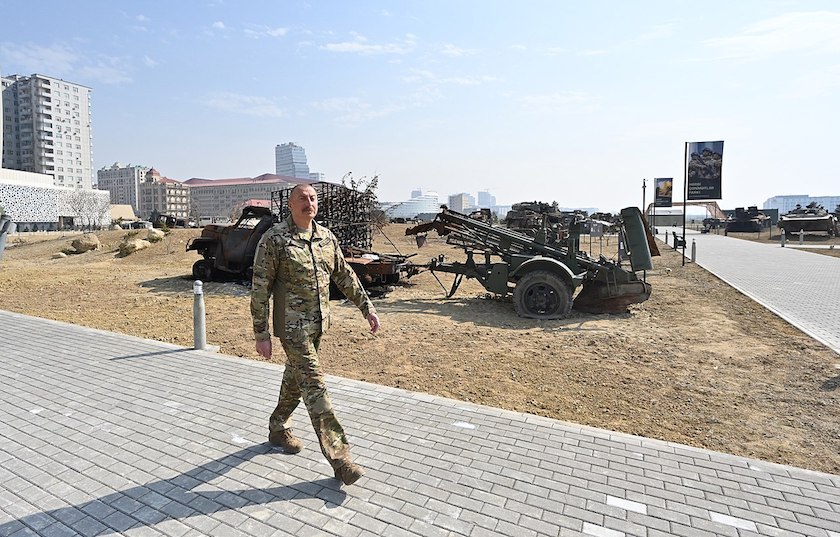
[123,230,139,240]
[147,234,163,244]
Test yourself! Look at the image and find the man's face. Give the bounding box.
[290,185,318,220]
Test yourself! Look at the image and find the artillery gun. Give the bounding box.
[406,207,657,319]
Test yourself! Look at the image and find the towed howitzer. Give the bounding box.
[405,207,657,319]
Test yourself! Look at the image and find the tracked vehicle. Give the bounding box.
[778,202,836,236]
[725,206,770,233]
[406,207,657,319]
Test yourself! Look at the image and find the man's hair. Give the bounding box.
[290,183,316,197]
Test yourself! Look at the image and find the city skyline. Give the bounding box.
[1,1,838,212]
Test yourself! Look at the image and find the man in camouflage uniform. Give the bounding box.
[251,183,380,486]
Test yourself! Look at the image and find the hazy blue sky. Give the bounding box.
[2,1,838,211]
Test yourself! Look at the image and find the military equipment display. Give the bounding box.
[187,181,417,286]
[187,205,275,281]
[406,207,657,319]
[725,206,770,233]
[504,201,585,236]
[272,181,417,286]
[778,202,836,236]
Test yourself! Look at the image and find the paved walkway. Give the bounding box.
[1,310,838,537]
[657,229,840,355]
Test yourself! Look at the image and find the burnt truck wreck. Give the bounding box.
[187,182,417,287]
[186,205,274,281]
[406,207,658,319]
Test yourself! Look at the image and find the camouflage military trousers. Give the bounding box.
[269,328,350,466]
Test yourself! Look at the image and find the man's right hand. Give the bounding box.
[256,338,272,358]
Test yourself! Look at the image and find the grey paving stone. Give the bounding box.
[1,310,838,537]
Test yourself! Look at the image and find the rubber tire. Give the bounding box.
[513,270,572,320]
[192,259,213,281]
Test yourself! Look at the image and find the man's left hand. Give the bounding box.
[367,313,381,334]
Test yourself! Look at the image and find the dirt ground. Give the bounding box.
[1,226,839,475]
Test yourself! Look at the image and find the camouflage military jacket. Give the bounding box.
[250,216,375,341]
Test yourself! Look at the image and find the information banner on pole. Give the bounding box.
[654,178,673,207]
[686,141,724,200]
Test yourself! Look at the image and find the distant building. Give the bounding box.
[96,163,149,213]
[448,193,471,213]
[478,190,496,207]
[309,172,325,182]
[763,194,840,214]
[110,204,137,223]
[1,73,93,189]
[492,205,512,218]
[184,173,309,224]
[275,142,310,179]
[384,190,441,220]
[138,168,191,221]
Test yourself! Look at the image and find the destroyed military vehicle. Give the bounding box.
[187,182,418,288]
[725,206,770,233]
[186,205,275,281]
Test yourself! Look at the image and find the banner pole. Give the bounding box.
[652,191,657,235]
[682,142,688,266]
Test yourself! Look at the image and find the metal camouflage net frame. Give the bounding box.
[270,181,377,251]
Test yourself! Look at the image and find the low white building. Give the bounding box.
[0,168,111,230]
[383,191,442,220]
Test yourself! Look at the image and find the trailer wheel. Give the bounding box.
[192,259,213,281]
[513,270,572,319]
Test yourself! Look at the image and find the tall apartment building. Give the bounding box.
[275,142,310,179]
[1,73,93,189]
[96,163,150,213]
[138,168,190,220]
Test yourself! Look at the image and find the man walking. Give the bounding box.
[250,183,380,486]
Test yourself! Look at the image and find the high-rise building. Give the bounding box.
[478,190,496,207]
[96,163,150,213]
[448,193,472,213]
[1,73,93,189]
[275,142,310,179]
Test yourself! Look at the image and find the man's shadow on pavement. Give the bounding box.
[0,442,347,536]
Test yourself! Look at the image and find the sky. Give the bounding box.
[2,0,839,212]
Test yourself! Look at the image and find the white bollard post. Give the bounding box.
[799,229,804,245]
[780,228,785,247]
[691,239,696,263]
[193,280,206,350]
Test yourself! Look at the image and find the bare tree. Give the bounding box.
[65,189,109,230]
[93,196,111,229]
